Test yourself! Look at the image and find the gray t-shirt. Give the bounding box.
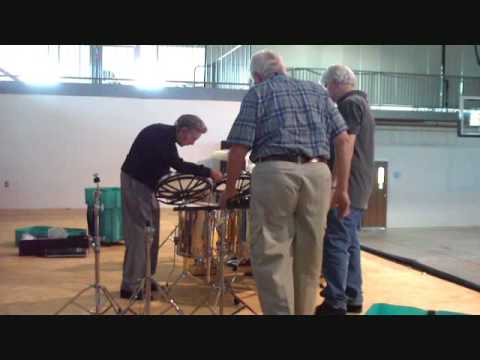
[337,90,376,210]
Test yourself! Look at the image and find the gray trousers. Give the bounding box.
[249,161,331,315]
[120,172,160,292]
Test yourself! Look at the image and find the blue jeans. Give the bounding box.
[323,207,364,310]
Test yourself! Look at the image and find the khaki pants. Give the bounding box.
[250,161,331,315]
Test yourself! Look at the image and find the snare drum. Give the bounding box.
[176,208,212,259]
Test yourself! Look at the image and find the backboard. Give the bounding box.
[458,96,480,137]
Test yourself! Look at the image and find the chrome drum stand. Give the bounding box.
[119,222,183,315]
[55,174,122,315]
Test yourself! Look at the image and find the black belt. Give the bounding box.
[256,154,327,164]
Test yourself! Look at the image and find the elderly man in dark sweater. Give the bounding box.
[120,114,223,299]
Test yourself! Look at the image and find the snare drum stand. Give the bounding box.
[209,208,258,316]
[167,204,219,315]
[120,222,184,315]
[154,174,219,315]
[225,207,258,316]
[55,174,122,315]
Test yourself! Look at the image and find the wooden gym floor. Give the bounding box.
[0,209,479,315]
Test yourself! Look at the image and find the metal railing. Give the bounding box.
[286,68,480,111]
[2,68,479,111]
[0,74,251,90]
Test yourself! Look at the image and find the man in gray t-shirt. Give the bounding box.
[316,65,376,316]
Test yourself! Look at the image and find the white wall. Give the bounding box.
[0,94,240,209]
[1,93,480,228]
[376,127,480,228]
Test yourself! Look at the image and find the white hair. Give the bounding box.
[321,64,357,87]
[250,50,287,80]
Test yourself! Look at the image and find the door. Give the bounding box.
[362,161,388,229]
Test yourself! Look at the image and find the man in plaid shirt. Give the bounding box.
[220,50,354,315]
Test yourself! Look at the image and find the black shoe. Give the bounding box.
[347,304,363,314]
[150,282,159,292]
[120,289,141,300]
[315,302,346,316]
[120,289,153,301]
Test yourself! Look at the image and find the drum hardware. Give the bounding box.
[156,173,219,315]
[156,172,215,287]
[167,207,219,315]
[192,206,258,316]
[55,174,122,315]
[156,173,212,206]
[186,173,257,315]
[214,207,258,316]
[119,222,183,315]
[154,171,258,315]
[190,208,229,315]
[158,226,178,256]
[212,174,258,315]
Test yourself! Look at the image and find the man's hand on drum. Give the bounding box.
[210,169,223,182]
[219,188,238,209]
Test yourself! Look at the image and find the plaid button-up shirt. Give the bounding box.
[226,74,347,163]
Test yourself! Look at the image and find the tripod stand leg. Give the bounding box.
[98,286,123,314]
[55,286,94,315]
[55,285,123,315]
[161,268,216,315]
[229,289,258,315]
[190,291,218,315]
[226,274,258,315]
[119,279,147,315]
[165,272,187,292]
[150,279,184,315]
[159,227,176,250]
[165,269,207,297]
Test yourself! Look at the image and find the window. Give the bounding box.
[101,45,205,88]
[58,45,91,82]
[136,45,205,88]
[469,110,480,127]
[0,45,57,83]
[102,45,137,84]
[377,167,385,190]
[0,45,90,84]
[157,46,205,83]
[0,45,206,87]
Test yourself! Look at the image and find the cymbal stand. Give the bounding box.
[55,173,122,315]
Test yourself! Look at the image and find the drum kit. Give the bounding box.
[151,170,257,315]
[55,150,258,315]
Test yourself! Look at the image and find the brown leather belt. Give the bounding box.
[256,154,327,164]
